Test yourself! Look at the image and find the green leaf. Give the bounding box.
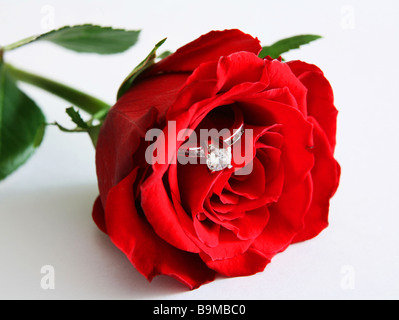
[3,24,141,54]
[66,107,89,129]
[259,34,322,59]
[157,50,172,60]
[0,62,46,181]
[117,38,167,100]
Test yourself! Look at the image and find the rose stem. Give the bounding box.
[4,63,111,116]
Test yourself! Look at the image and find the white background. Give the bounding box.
[0,0,398,300]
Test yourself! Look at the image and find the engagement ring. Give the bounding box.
[178,107,244,172]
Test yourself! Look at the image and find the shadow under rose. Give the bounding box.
[0,184,198,299]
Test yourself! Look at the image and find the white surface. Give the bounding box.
[1,0,399,300]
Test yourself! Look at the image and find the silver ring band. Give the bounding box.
[177,124,244,158]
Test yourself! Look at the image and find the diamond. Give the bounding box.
[206,145,232,172]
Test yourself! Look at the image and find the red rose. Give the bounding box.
[92,29,340,289]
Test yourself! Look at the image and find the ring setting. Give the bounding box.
[206,144,233,172]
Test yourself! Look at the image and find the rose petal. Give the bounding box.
[288,60,338,149]
[170,171,256,260]
[238,96,314,181]
[219,191,240,205]
[200,248,270,277]
[220,205,271,241]
[193,216,220,248]
[228,156,266,200]
[96,73,189,205]
[255,148,285,203]
[166,60,219,118]
[292,117,341,243]
[253,173,313,256]
[102,169,216,289]
[175,192,255,260]
[140,163,201,253]
[149,29,262,74]
[216,52,267,93]
[265,59,308,115]
[92,196,107,234]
